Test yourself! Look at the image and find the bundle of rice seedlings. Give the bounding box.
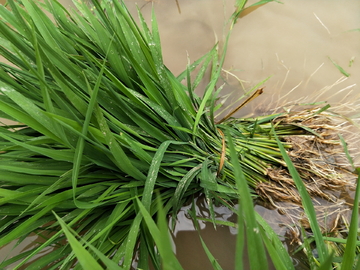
[0,0,357,268]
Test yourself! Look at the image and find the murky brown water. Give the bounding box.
[170,196,240,269]
[128,0,360,110]
[1,0,359,269]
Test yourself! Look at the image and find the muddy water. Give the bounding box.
[128,0,360,112]
[168,197,240,269]
[1,0,360,269]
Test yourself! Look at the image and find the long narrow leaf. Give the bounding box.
[341,169,360,269]
[227,130,269,270]
[271,124,329,265]
[136,198,183,270]
[54,213,104,270]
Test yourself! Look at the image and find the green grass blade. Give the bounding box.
[0,21,33,62]
[172,164,202,215]
[71,52,108,209]
[341,170,360,269]
[11,207,100,269]
[339,133,356,171]
[318,253,334,270]
[328,57,350,77]
[177,51,210,81]
[193,0,250,133]
[271,124,329,265]
[136,197,184,270]
[200,160,217,228]
[186,56,197,109]
[235,202,244,270]
[204,189,217,229]
[355,254,360,270]
[54,212,104,270]
[227,130,269,270]
[137,237,150,270]
[301,225,317,269]
[196,217,236,228]
[0,205,54,247]
[0,132,74,162]
[93,102,147,181]
[156,194,183,270]
[142,140,185,211]
[313,104,331,116]
[150,7,177,110]
[259,226,288,270]
[1,0,30,38]
[247,0,280,8]
[55,211,127,270]
[122,212,142,269]
[255,213,295,270]
[0,86,60,143]
[192,45,217,91]
[193,78,217,135]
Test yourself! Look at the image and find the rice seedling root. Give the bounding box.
[256,107,358,234]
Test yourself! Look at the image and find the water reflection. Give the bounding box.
[1,232,55,270]
[171,195,274,269]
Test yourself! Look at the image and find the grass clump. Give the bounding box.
[0,0,358,269]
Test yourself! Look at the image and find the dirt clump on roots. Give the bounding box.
[256,107,359,231]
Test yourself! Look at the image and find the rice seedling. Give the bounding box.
[328,57,350,77]
[0,0,358,269]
